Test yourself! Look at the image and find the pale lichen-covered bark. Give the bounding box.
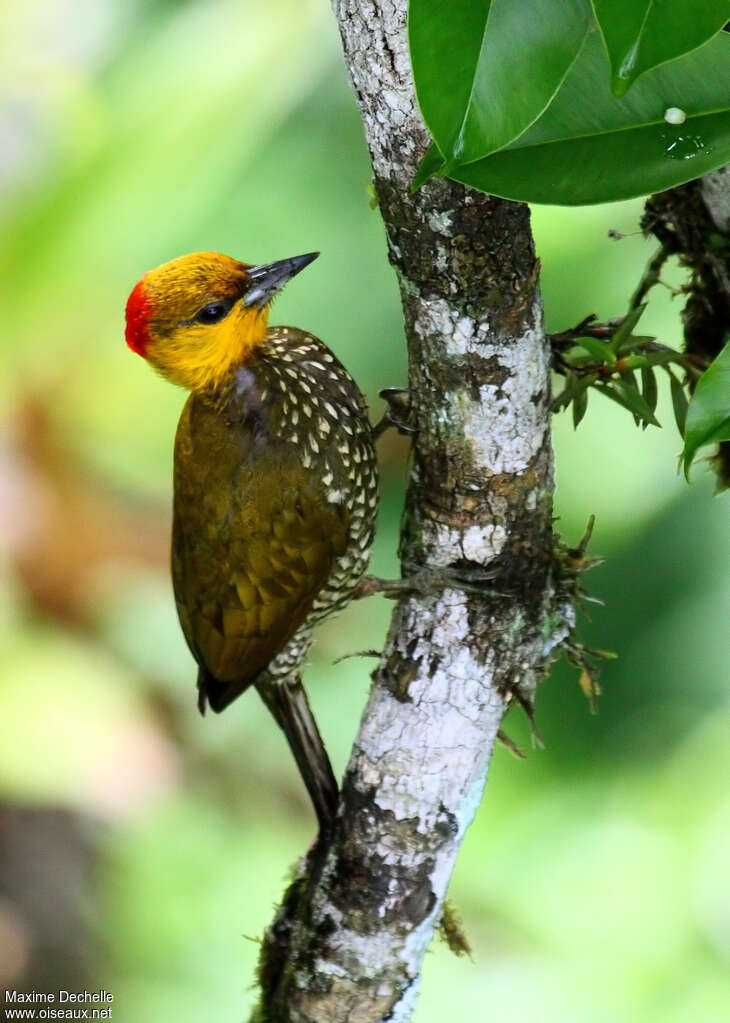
[700,165,730,234]
[254,2,559,1019]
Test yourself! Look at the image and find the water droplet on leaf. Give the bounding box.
[660,130,713,161]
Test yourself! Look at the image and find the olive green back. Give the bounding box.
[172,393,349,688]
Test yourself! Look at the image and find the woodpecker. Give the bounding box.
[125,251,378,832]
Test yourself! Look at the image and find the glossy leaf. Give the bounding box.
[408,0,591,166]
[592,0,730,96]
[682,341,730,478]
[445,32,730,205]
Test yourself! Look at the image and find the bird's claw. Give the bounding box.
[354,564,500,601]
[372,387,416,439]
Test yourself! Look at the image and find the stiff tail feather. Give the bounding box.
[256,676,339,835]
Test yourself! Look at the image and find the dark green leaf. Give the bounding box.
[446,32,730,205]
[408,0,591,166]
[575,335,616,364]
[573,385,588,428]
[591,0,730,96]
[682,341,730,478]
[598,381,661,426]
[616,334,656,355]
[645,348,683,367]
[610,304,647,354]
[641,365,658,414]
[668,369,689,437]
[552,371,579,412]
[412,142,446,191]
[619,369,641,426]
[551,390,568,414]
[641,365,658,430]
[552,391,571,414]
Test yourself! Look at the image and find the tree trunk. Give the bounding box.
[254,2,562,1019]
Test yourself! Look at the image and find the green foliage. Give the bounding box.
[551,235,730,486]
[551,306,690,433]
[591,0,730,96]
[409,4,730,204]
[682,341,730,478]
[669,369,690,436]
[609,304,648,354]
[596,375,661,428]
[409,0,590,166]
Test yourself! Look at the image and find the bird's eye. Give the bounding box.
[196,301,231,324]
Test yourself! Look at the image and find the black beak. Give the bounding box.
[242,252,319,309]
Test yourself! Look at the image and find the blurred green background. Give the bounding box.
[1,1,728,1020]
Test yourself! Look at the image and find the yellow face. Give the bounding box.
[125,252,269,393]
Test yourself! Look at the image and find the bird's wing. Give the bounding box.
[171,394,349,697]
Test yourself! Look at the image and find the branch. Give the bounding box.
[643,165,730,486]
[253,2,559,1018]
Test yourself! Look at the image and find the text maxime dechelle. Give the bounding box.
[3,990,114,1020]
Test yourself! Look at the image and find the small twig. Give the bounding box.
[332,649,381,665]
[550,313,600,351]
[512,692,545,749]
[629,243,672,309]
[568,513,595,561]
[496,728,526,759]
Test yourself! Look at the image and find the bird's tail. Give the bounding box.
[256,676,339,835]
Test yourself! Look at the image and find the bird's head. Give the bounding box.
[125,250,318,392]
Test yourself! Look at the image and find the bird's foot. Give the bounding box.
[354,564,500,601]
[372,387,416,439]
